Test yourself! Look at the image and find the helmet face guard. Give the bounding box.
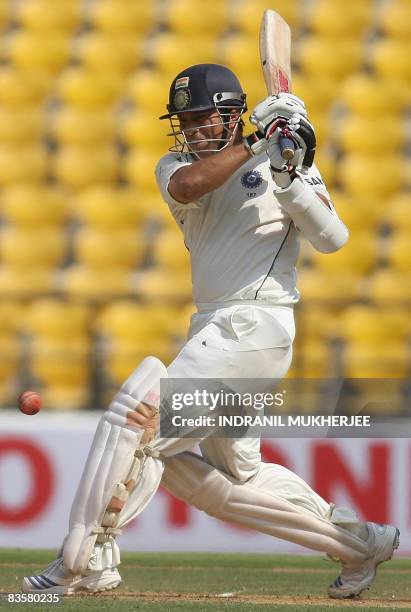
[159,64,247,158]
[167,93,247,158]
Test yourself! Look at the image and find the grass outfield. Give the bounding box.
[0,549,410,611]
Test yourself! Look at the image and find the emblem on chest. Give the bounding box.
[240,170,264,198]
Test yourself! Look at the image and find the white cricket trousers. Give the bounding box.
[120,303,330,527]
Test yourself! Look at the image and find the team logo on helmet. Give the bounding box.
[241,170,263,189]
[173,88,191,110]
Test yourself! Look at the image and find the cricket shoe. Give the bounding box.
[328,522,400,599]
[22,557,122,595]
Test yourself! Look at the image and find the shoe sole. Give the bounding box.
[22,577,122,595]
[328,527,400,599]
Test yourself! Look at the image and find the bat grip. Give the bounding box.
[280,135,295,161]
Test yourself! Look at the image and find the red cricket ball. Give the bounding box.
[18,391,42,415]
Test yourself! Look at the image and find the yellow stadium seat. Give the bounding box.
[149,34,216,74]
[340,305,407,345]
[52,145,118,188]
[0,146,47,184]
[339,75,406,116]
[336,115,404,155]
[307,0,371,36]
[0,68,51,107]
[0,0,10,29]
[343,342,409,378]
[231,0,299,34]
[0,266,55,298]
[41,385,91,410]
[338,154,404,198]
[154,230,190,271]
[72,185,146,228]
[0,227,67,268]
[220,35,261,78]
[0,108,43,144]
[311,232,377,275]
[166,0,228,36]
[123,150,161,191]
[297,270,362,304]
[74,33,141,75]
[25,299,90,338]
[293,341,332,378]
[137,267,192,303]
[306,114,331,148]
[293,75,337,114]
[387,233,411,274]
[0,335,20,378]
[16,0,82,32]
[104,338,175,385]
[378,1,411,38]
[331,192,380,232]
[61,265,133,301]
[88,0,154,35]
[96,301,171,341]
[371,40,411,81]
[50,107,116,145]
[126,69,168,115]
[57,68,123,108]
[30,337,91,385]
[386,193,411,232]
[295,306,339,341]
[1,184,68,227]
[74,228,144,269]
[5,32,71,73]
[0,302,25,334]
[367,270,411,305]
[118,109,169,149]
[312,148,337,187]
[297,37,362,80]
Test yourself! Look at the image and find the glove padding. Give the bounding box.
[267,112,316,174]
[250,93,307,135]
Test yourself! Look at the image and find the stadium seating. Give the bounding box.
[72,185,147,228]
[51,145,119,188]
[73,228,145,269]
[0,145,47,184]
[0,227,67,268]
[5,32,71,73]
[1,185,69,227]
[165,0,228,36]
[61,265,133,301]
[50,107,116,145]
[0,0,408,408]
[0,107,43,144]
[306,0,371,37]
[57,68,124,108]
[336,116,404,155]
[87,0,154,35]
[74,33,141,75]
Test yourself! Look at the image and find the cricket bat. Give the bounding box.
[259,10,295,161]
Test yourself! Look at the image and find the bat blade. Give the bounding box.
[259,10,294,160]
[259,10,292,96]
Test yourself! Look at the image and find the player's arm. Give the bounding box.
[168,142,251,204]
[251,94,349,254]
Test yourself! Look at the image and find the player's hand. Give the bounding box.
[250,93,307,135]
[267,112,316,173]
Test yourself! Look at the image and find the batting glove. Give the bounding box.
[250,93,307,136]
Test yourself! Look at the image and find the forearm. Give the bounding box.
[275,177,349,253]
[169,142,251,203]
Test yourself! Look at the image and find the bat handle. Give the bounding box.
[280,136,295,161]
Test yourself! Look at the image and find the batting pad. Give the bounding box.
[63,356,167,574]
[162,452,368,567]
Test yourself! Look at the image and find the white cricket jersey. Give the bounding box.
[155,151,331,307]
